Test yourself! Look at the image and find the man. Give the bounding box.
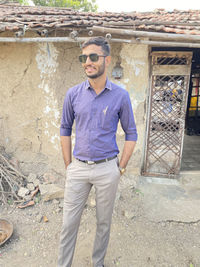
[58,36,137,267]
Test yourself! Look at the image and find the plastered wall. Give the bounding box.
[0,40,149,179]
[110,43,149,174]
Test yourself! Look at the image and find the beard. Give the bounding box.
[85,60,105,79]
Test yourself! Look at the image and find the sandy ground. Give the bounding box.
[0,178,200,267]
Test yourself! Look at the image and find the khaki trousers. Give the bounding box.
[58,157,120,267]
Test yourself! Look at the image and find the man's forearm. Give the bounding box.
[119,140,136,169]
[60,136,72,169]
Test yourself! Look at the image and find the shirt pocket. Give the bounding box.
[99,106,118,130]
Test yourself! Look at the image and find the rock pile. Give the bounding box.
[16,172,64,209]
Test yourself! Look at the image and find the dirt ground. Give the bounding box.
[0,177,200,267]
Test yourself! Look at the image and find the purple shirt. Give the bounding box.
[60,79,137,161]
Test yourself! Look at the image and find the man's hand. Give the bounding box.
[60,136,72,169]
[119,166,126,176]
[119,140,136,172]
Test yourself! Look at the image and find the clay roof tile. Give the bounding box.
[1,4,200,36]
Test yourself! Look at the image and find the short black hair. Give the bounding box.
[81,36,110,56]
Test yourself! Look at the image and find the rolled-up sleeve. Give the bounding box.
[60,90,74,136]
[119,91,138,141]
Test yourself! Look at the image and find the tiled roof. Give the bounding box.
[1,4,200,35]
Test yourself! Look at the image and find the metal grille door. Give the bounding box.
[143,52,192,177]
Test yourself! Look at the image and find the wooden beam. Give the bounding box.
[152,65,191,75]
[123,19,200,27]
[1,36,200,49]
[91,26,200,42]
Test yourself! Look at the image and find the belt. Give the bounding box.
[76,155,117,165]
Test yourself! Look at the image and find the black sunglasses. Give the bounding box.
[79,53,107,63]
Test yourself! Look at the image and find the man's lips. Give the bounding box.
[85,65,96,72]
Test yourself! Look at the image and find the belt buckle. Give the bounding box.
[87,161,95,165]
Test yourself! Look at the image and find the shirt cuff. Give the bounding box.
[60,127,72,136]
[125,133,138,141]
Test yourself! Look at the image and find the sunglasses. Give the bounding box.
[79,53,107,63]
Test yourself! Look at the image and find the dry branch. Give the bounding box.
[0,152,26,205]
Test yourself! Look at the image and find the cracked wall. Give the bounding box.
[110,43,149,174]
[0,41,149,178]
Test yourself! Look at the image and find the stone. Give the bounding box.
[43,172,57,184]
[33,179,40,187]
[27,173,37,182]
[24,195,32,201]
[115,191,121,201]
[59,200,64,209]
[27,173,40,187]
[88,197,96,208]
[18,187,30,198]
[55,208,61,213]
[36,215,43,223]
[52,199,60,205]
[27,183,35,191]
[39,184,64,201]
[123,210,135,220]
[161,222,166,227]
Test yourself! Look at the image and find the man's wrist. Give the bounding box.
[65,161,72,169]
[119,166,126,175]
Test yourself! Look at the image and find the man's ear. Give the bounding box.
[105,55,111,66]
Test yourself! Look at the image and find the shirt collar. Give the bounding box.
[85,78,112,91]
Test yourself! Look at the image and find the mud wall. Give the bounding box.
[0,40,149,179]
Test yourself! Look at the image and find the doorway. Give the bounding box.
[181,49,200,172]
[143,51,193,177]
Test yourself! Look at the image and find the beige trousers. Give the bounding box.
[58,157,120,267]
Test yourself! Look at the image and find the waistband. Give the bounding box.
[76,155,117,165]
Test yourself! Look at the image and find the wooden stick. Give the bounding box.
[0,153,25,204]
[0,153,26,179]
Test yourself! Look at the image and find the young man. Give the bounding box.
[58,36,137,267]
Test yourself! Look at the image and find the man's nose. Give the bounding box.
[85,56,92,64]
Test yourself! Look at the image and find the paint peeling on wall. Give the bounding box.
[36,43,60,151]
[51,134,60,144]
[125,58,145,77]
[124,78,130,84]
[36,43,58,77]
[130,95,139,111]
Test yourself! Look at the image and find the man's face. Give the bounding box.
[81,44,109,79]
